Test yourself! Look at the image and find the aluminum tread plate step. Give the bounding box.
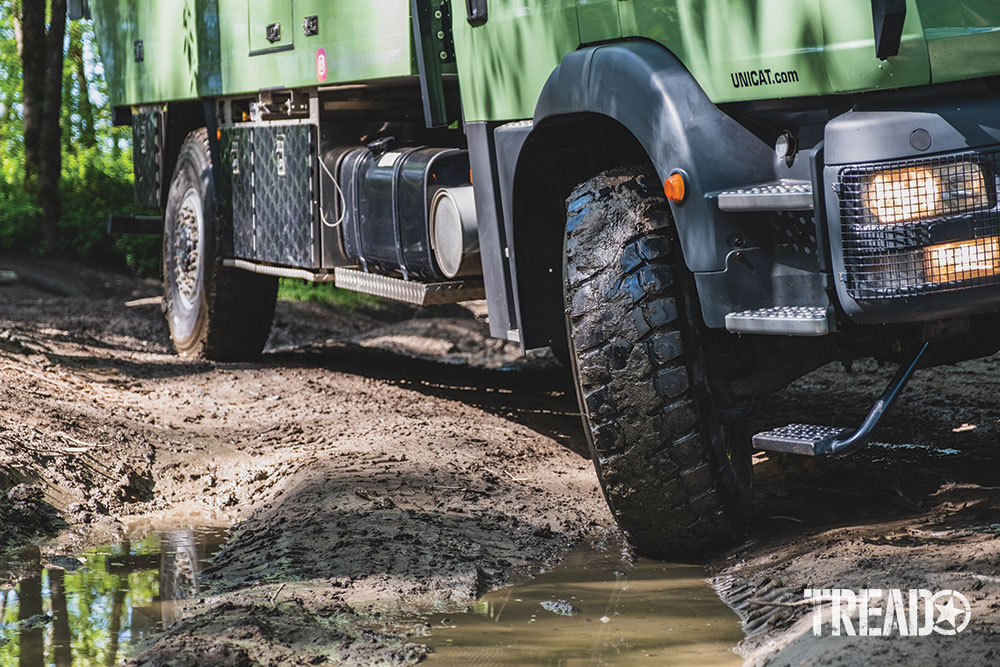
[716,179,814,212]
[725,306,831,336]
[224,259,336,283]
[753,424,851,456]
[225,260,484,306]
[334,267,485,306]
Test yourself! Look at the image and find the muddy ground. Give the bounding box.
[1,255,999,666]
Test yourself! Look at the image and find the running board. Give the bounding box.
[753,342,929,456]
[223,259,336,283]
[222,259,486,306]
[224,260,484,306]
[716,180,814,212]
[333,267,485,306]
[725,306,831,336]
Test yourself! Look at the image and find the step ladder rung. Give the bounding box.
[716,180,814,212]
[725,306,831,336]
[753,424,850,456]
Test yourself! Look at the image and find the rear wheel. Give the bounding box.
[564,166,753,558]
[163,128,277,360]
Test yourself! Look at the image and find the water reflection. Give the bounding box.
[0,527,228,666]
[420,544,744,666]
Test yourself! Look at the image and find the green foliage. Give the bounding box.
[0,184,39,249]
[0,3,24,173]
[0,4,159,275]
[277,278,381,312]
[58,142,161,276]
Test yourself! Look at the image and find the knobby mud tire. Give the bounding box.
[563,166,753,558]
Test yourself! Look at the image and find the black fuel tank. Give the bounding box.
[334,146,471,281]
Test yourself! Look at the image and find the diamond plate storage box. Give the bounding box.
[219,128,256,260]
[132,109,162,207]
[254,126,318,268]
[338,147,470,281]
[221,125,320,268]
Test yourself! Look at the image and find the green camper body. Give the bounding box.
[91,0,418,106]
[92,1,1000,118]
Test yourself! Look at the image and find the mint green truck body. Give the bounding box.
[93,1,1000,116]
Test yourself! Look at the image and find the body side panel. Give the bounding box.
[91,0,211,106]
[455,0,934,122]
[451,0,581,122]
[91,0,419,107]
[923,0,1000,84]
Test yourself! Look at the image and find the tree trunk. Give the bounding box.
[49,569,74,667]
[38,0,67,246]
[11,2,24,56]
[20,0,45,191]
[18,574,45,667]
[20,0,67,247]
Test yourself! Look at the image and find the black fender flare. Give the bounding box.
[530,40,775,274]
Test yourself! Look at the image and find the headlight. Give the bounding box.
[862,160,991,225]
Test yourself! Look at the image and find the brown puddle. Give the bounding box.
[417,543,744,666]
[3,532,743,666]
[0,527,229,665]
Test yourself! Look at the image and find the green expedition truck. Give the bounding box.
[82,0,1000,557]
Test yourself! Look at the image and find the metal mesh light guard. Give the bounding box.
[838,151,1000,301]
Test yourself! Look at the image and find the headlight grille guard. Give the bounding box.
[838,150,1000,301]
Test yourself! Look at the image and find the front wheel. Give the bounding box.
[163,128,277,360]
[564,166,753,558]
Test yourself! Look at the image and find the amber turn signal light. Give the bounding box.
[664,172,686,202]
[924,236,1000,283]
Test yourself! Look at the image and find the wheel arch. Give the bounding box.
[507,40,776,348]
[508,113,648,349]
[160,100,220,211]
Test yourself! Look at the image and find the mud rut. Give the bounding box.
[1,256,999,666]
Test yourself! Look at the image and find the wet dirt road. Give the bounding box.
[1,256,999,666]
